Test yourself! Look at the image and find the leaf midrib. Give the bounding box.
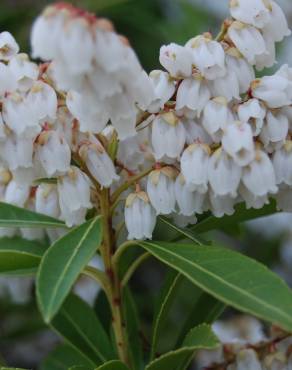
[42,217,100,320]
[142,242,292,327]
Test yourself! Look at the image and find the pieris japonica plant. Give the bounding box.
[2,1,292,369]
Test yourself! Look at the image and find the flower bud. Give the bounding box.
[79,138,119,188]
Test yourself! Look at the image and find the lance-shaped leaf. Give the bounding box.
[0,202,66,228]
[37,217,102,322]
[0,237,46,275]
[96,361,130,369]
[51,295,114,366]
[40,344,95,370]
[146,324,219,370]
[139,241,292,332]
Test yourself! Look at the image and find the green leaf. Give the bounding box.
[69,367,92,370]
[96,360,130,369]
[37,217,102,322]
[0,368,27,370]
[139,241,292,332]
[191,201,277,235]
[150,271,182,360]
[145,324,219,370]
[51,295,114,365]
[0,202,66,228]
[158,216,209,245]
[122,288,143,370]
[40,344,94,370]
[175,292,225,347]
[0,237,46,275]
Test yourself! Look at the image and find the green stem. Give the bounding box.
[112,240,138,267]
[100,188,130,365]
[121,252,151,288]
[111,167,153,207]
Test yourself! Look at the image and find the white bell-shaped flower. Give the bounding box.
[229,0,271,29]
[21,198,45,241]
[185,35,226,80]
[5,180,30,207]
[225,52,255,94]
[227,21,267,65]
[147,70,176,113]
[117,136,145,171]
[0,31,19,61]
[242,150,277,197]
[159,43,193,78]
[66,90,110,134]
[57,167,92,214]
[275,186,292,212]
[202,97,234,140]
[59,18,94,74]
[181,143,210,193]
[209,190,236,218]
[254,33,276,71]
[35,184,60,218]
[105,92,138,140]
[262,0,291,42]
[0,62,17,96]
[31,9,64,60]
[273,141,292,186]
[209,67,240,102]
[208,148,242,198]
[171,214,197,228]
[79,138,119,188]
[175,174,205,216]
[151,112,186,160]
[251,75,292,109]
[260,110,288,147]
[35,130,71,177]
[238,99,266,136]
[222,121,255,166]
[183,118,212,145]
[147,166,177,215]
[60,205,88,227]
[176,77,210,115]
[2,92,40,136]
[125,191,156,240]
[236,349,262,370]
[26,81,58,122]
[0,132,34,170]
[8,53,38,92]
[239,183,269,209]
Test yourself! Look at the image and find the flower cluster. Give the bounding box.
[197,316,292,370]
[0,0,291,242]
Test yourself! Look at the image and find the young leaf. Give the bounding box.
[37,217,102,322]
[122,288,143,370]
[139,241,292,332]
[0,237,46,275]
[190,200,277,235]
[96,360,130,369]
[175,293,225,347]
[51,295,114,365]
[0,202,66,228]
[158,216,208,245]
[145,324,219,370]
[150,271,182,360]
[40,344,95,370]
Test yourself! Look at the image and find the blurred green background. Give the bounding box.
[0,0,220,71]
